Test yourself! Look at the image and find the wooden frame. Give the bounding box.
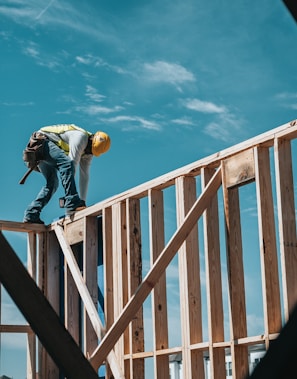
[1,119,297,378]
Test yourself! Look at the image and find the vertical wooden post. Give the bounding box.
[39,231,60,379]
[112,202,126,373]
[83,217,98,356]
[222,163,249,379]
[148,189,169,379]
[274,138,297,319]
[127,198,145,378]
[254,146,282,341]
[175,176,204,379]
[27,232,37,379]
[201,168,225,379]
[103,206,114,378]
[65,244,80,344]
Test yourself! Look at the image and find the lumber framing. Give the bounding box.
[0,231,98,379]
[1,119,297,378]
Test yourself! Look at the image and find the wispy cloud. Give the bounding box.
[171,117,194,126]
[76,54,126,75]
[143,61,195,91]
[85,85,106,103]
[22,41,61,69]
[182,98,244,143]
[104,115,162,131]
[0,1,118,45]
[275,92,297,109]
[35,0,55,20]
[76,104,123,115]
[184,98,227,114]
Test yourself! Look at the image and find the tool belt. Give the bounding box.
[19,132,48,185]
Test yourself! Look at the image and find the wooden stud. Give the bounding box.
[65,243,80,344]
[27,232,37,379]
[40,230,60,379]
[149,189,170,379]
[201,168,226,379]
[175,176,204,379]
[54,223,125,379]
[0,231,99,379]
[83,217,99,357]
[127,198,145,378]
[102,207,114,379]
[222,162,249,379]
[254,146,282,340]
[112,203,126,374]
[89,168,222,370]
[274,137,297,319]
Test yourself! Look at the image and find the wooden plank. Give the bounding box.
[27,232,37,379]
[89,167,222,370]
[175,176,204,379]
[201,168,225,379]
[83,217,99,357]
[65,244,80,344]
[40,231,59,379]
[254,147,282,338]
[126,198,144,378]
[0,220,47,232]
[274,137,297,319]
[102,207,114,379]
[222,164,249,379]
[57,120,297,223]
[65,218,84,245]
[223,149,255,188]
[0,231,99,379]
[149,189,170,378]
[0,324,33,333]
[53,224,125,379]
[112,203,125,373]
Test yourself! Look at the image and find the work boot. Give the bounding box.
[23,218,45,224]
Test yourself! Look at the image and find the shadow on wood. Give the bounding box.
[247,302,297,379]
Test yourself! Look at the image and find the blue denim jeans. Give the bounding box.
[23,140,83,222]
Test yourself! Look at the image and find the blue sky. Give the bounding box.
[1,0,297,378]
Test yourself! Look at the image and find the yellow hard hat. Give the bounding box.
[92,131,111,156]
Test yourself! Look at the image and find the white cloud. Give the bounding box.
[85,85,106,103]
[104,115,162,131]
[76,104,123,115]
[171,117,194,126]
[22,41,61,69]
[143,61,195,90]
[0,1,118,46]
[184,98,227,114]
[182,98,244,143]
[75,54,126,74]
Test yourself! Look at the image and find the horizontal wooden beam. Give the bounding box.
[51,119,297,225]
[0,324,33,333]
[0,220,46,232]
[0,231,99,379]
[89,167,222,370]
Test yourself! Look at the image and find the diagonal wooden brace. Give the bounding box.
[54,224,125,379]
[89,167,222,370]
[0,231,99,379]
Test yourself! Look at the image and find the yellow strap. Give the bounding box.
[40,124,91,153]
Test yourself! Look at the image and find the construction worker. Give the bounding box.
[23,124,111,224]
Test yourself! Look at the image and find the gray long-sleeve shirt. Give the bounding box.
[40,127,93,201]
